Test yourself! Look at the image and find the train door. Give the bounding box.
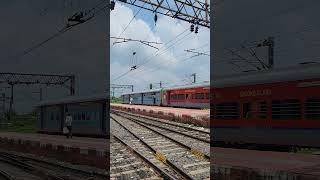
[167,91,171,106]
[153,93,156,105]
[242,102,252,119]
[242,101,259,120]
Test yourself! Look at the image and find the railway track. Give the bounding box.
[112,110,210,157]
[111,113,210,180]
[0,151,107,180]
[111,134,164,179]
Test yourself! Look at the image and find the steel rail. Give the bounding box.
[1,152,106,179]
[112,109,209,134]
[111,116,196,180]
[0,153,64,180]
[113,110,210,143]
[111,133,177,180]
[112,112,210,160]
[0,169,14,180]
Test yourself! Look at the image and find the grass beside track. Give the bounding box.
[296,148,320,155]
[0,114,37,133]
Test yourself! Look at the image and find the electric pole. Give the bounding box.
[191,73,196,83]
[9,84,13,122]
[112,87,115,99]
[268,36,274,69]
[0,93,5,128]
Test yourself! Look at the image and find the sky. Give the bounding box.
[0,0,108,113]
[110,1,210,96]
[212,0,320,76]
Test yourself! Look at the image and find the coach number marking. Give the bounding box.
[240,89,271,97]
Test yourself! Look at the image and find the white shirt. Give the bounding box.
[65,115,73,126]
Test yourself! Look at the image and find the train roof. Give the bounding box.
[162,81,209,91]
[35,93,107,107]
[212,63,320,88]
[121,82,210,96]
[122,88,162,95]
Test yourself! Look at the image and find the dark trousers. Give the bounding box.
[66,126,72,138]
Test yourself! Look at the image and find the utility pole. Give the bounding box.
[9,84,13,122]
[0,93,5,128]
[191,73,196,83]
[110,84,134,96]
[268,36,274,69]
[112,87,115,99]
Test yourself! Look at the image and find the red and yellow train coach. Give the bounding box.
[212,64,320,148]
[162,82,210,109]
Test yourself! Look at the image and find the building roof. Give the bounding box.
[212,63,320,88]
[35,93,108,107]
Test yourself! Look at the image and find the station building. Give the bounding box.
[35,94,108,137]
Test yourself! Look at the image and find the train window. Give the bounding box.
[50,113,54,121]
[305,98,320,119]
[77,113,81,121]
[86,112,91,120]
[179,94,185,99]
[82,113,86,120]
[243,103,251,119]
[272,99,301,120]
[96,112,100,120]
[258,101,268,119]
[214,102,239,120]
[195,93,205,99]
[170,94,175,100]
[56,112,59,120]
[205,93,210,99]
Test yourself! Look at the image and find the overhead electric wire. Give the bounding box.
[13,0,108,62]
[126,31,193,78]
[136,28,190,67]
[111,2,146,46]
[130,43,209,78]
[111,28,191,82]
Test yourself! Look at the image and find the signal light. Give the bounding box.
[190,24,194,32]
[195,26,199,33]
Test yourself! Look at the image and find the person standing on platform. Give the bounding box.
[130,97,133,105]
[65,112,73,138]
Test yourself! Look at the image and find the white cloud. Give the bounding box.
[110,4,210,96]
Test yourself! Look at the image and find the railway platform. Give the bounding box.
[111,103,210,126]
[212,147,320,179]
[0,132,108,169]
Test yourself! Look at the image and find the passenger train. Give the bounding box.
[212,64,320,149]
[121,82,210,109]
[121,64,320,149]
